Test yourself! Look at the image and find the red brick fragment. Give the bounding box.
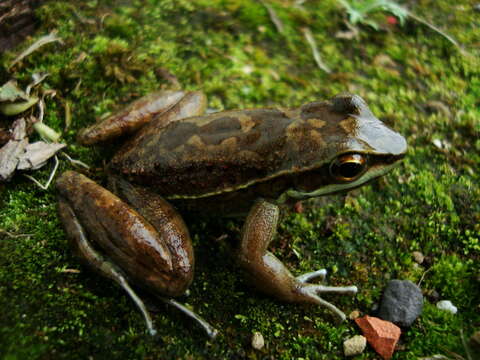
[355,315,401,360]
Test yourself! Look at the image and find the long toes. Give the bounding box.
[163,298,218,339]
[313,284,358,295]
[296,269,327,283]
[314,296,346,322]
[347,285,358,294]
[299,287,347,321]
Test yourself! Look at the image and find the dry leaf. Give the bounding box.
[0,118,28,181]
[0,80,28,102]
[17,142,66,170]
[10,31,63,68]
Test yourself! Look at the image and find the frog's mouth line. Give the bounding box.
[166,152,405,202]
[284,161,400,201]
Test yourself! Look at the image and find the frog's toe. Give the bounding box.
[311,284,358,295]
[296,269,327,283]
[299,284,357,322]
[162,298,218,339]
[299,286,347,321]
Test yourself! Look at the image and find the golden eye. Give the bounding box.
[330,153,367,181]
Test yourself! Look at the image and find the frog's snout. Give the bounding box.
[391,131,408,157]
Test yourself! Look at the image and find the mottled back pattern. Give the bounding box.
[109,95,403,198]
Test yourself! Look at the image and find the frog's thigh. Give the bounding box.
[108,175,195,294]
[56,171,193,297]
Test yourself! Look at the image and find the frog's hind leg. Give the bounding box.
[58,198,158,335]
[109,176,218,338]
[57,171,216,338]
[237,199,357,322]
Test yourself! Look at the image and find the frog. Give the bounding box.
[56,91,407,338]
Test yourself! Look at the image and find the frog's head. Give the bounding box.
[286,93,407,201]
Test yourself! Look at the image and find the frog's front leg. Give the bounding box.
[56,171,217,337]
[237,199,357,322]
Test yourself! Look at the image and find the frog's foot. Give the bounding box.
[296,269,357,319]
[296,282,358,322]
[296,269,357,321]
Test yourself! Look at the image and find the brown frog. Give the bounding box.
[56,91,407,337]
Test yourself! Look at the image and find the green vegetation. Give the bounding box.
[338,0,408,29]
[0,0,478,359]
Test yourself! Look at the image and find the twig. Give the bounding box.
[260,0,285,34]
[0,229,33,238]
[26,73,50,95]
[23,155,59,190]
[60,268,81,274]
[0,1,31,25]
[71,9,97,25]
[293,0,306,10]
[301,27,332,73]
[64,100,72,131]
[61,152,90,169]
[407,11,463,53]
[417,266,432,286]
[335,20,360,40]
[10,31,64,69]
[37,99,45,123]
[441,345,466,360]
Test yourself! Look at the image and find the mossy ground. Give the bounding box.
[0,1,479,359]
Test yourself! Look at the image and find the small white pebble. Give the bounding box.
[412,251,425,264]
[436,300,457,314]
[343,335,366,356]
[242,65,254,75]
[432,139,443,149]
[251,331,265,350]
[348,310,361,320]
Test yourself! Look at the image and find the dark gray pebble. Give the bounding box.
[378,279,423,327]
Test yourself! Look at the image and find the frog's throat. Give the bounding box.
[280,162,399,202]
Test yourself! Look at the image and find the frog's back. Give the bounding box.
[108,95,404,198]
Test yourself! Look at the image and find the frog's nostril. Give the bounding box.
[331,93,357,114]
[331,93,370,116]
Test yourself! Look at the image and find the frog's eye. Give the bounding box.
[330,153,367,181]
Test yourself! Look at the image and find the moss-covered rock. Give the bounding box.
[1,0,478,359]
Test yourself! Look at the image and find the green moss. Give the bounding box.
[428,255,478,306]
[0,0,479,359]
